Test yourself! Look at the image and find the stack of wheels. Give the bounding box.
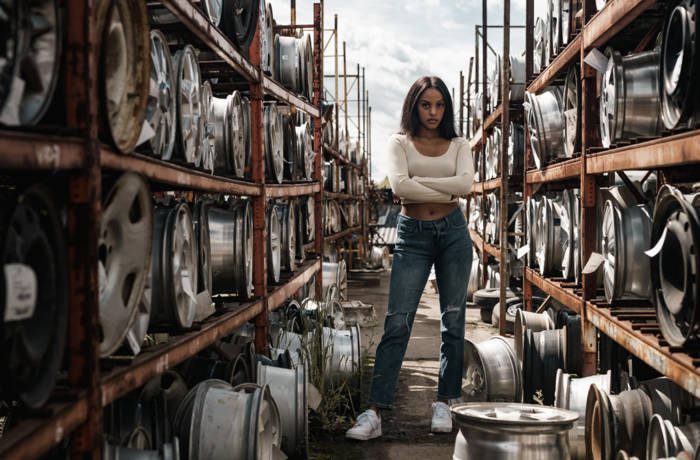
[103,370,187,457]
[0,184,69,409]
[584,377,692,460]
[473,288,517,323]
[275,32,314,99]
[554,370,612,459]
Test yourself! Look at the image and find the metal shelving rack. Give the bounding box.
[0,1,325,457]
[465,0,520,335]
[321,15,370,270]
[520,0,700,398]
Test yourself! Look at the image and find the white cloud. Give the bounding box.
[266,0,525,181]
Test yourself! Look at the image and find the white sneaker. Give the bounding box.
[431,401,452,433]
[345,409,382,440]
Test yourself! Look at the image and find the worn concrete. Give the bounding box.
[309,266,507,459]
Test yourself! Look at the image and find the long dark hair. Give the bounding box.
[399,76,458,139]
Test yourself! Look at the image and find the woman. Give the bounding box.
[346,76,474,440]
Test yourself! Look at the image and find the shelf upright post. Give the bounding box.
[522,0,534,312]
[64,1,102,456]
[314,2,325,297]
[499,0,511,336]
[343,41,349,150]
[467,58,473,137]
[579,0,600,376]
[459,71,465,136]
[356,63,364,263]
[249,8,268,355]
[334,15,339,152]
[480,6,489,287]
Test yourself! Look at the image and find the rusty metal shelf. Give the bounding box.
[324,190,360,200]
[469,105,503,150]
[323,144,363,172]
[262,76,320,118]
[159,0,258,80]
[526,157,582,184]
[472,177,502,193]
[483,240,501,259]
[528,35,581,94]
[469,227,483,248]
[583,0,657,50]
[0,130,86,170]
[0,399,88,459]
[586,301,700,399]
[101,148,261,195]
[101,299,264,406]
[267,258,321,311]
[324,225,362,243]
[266,181,320,198]
[524,268,582,313]
[587,130,700,174]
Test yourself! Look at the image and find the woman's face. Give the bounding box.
[416,87,446,132]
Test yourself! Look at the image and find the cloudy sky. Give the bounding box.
[268,0,529,181]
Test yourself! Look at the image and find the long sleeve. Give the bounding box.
[386,136,453,202]
[412,140,474,196]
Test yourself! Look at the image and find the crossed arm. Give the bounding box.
[386,136,475,202]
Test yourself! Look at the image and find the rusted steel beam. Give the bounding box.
[268,259,321,311]
[0,400,88,459]
[587,130,700,173]
[101,301,264,405]
[248,15,269,356]
[587,302,700,399]
[160,0,258,80]
[324,225,362,243]
[528,35,581,94]
[583,0,657,50]
[266,182,320,198]
[580,0,601,377]
[526,157,582,183]
[322,144,362,171]
[525,268,582,313]
[469,105,503,150]
[101,149,262,195]
[262,76,320,118]
[314,3,325,298]
[0,132,85,169]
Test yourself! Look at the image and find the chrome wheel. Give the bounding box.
[265,102,284,184]
[267,203,282,283]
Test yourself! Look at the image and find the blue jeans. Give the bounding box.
[368,207,472,409]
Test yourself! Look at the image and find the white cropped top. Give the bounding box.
[386,133,475,204]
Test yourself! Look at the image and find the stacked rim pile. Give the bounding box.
[0,0,362,458]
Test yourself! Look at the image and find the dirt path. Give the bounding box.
[309,268,506,459]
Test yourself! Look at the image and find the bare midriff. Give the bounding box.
[401,202,457,221]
